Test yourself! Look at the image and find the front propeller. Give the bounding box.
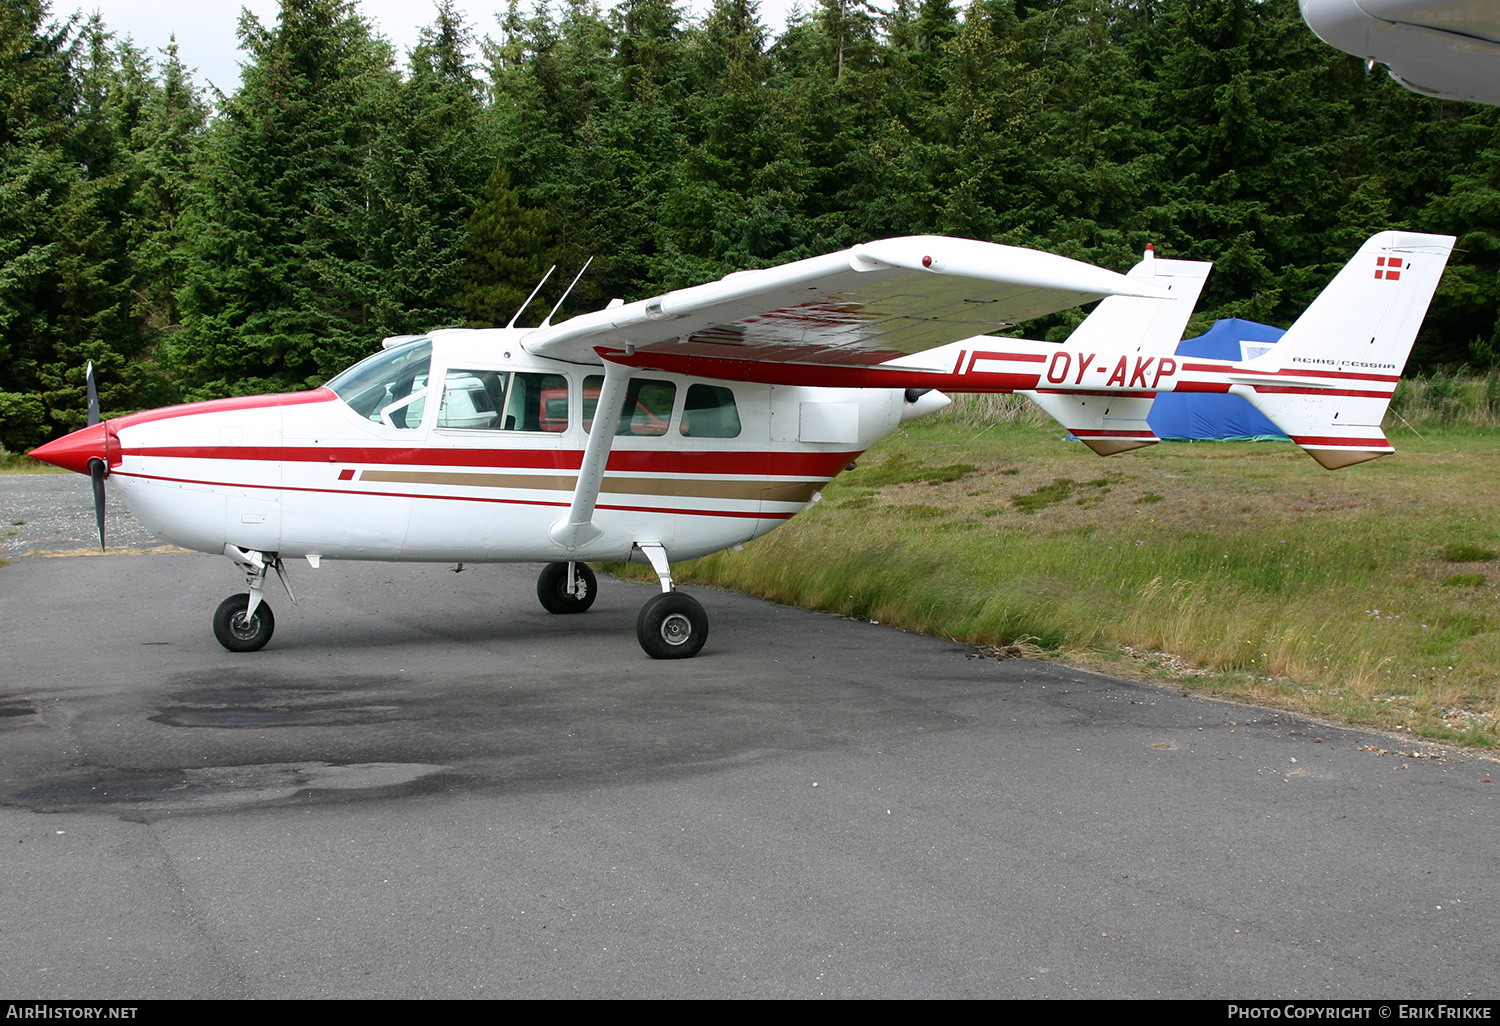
[86,362,105,550]
[28,361,110,550]
[85,359,100,427]
[88,457,107,551]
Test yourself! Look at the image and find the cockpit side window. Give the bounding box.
[433,370,569,432]
[327,341,433,429]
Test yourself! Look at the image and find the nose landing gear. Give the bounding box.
[213,546,292,652]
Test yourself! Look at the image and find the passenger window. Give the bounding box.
[583,376,677,436]
[439,369,506,429]
[504,373,569,432]
[680,384,741,438]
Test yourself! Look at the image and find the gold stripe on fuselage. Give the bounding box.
[357,470,821,503]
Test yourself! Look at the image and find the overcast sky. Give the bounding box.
[67,1,803,96]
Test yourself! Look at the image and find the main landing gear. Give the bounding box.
[535,547,709,659]
[636,591,708,660]
[536,561,598,614]
[631,542,707,660]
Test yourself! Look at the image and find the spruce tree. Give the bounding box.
[0,0,79,448]
[172,0,399,400]
[367,0,496,333]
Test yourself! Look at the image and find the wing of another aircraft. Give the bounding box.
[522,236,1171,375]
[1301,0,1500,106]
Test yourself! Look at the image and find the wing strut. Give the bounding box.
[549,358,633,549]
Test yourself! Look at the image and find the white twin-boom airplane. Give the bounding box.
[30,231,1455,658]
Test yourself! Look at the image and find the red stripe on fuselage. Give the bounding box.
[117,445,858,478]
[1034,389,1156,399]
[967,350,1049,368]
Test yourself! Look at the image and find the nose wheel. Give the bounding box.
[213,593,275,652]
[636,592,708,659]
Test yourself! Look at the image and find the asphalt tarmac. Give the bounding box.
[1,475,1497,999]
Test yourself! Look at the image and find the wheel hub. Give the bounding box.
[659,612,693,646]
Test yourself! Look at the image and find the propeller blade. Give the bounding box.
[88,458,106,551]
[86,361,100,427]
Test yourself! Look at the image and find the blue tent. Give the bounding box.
[1147,318,1288,440]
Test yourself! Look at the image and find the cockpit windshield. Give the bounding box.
[326,340,433,429]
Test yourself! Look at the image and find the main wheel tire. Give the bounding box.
[537,561,598,614]
[213,593,275,652]
[636,592,708,659]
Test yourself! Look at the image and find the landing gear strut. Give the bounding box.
[536,561,597,614]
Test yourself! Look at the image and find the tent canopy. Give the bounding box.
[1147,318,1288,440]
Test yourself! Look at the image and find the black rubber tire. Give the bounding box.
[213,593,275,652]
[537,561,598,614]
[636,592,708,659]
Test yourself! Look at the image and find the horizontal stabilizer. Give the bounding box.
[1022,391,1160,455]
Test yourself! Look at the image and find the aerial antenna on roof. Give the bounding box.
[506,265,557,329]
[541,257,594,329]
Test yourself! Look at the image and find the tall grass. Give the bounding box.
[926,392,1053,430]
[1388,371,1500,430]
[0,451,60,473]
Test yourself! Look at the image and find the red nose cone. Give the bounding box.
[29,422,109,475]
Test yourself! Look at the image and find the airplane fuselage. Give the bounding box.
[78,328,934,567]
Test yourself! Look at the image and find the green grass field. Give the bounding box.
[639,409,1500,749]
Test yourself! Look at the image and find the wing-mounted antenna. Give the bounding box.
[505,265,557,330]
[541,257,594,329]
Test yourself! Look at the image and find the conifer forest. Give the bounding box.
[3,0,1498,452]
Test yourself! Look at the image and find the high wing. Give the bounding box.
[521,236,1171,382]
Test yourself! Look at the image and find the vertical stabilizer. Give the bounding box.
[1231,231,1455,468]
[1021,251,1213,454]
[1064,253,1213,353]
